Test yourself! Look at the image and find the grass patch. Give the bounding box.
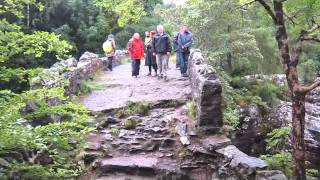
[79,80,107,94]
[115,101,151,118]
[187,100,197,120]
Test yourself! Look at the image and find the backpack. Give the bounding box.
[103,40,114,54]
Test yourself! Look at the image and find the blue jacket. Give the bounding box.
[177,31,193,52]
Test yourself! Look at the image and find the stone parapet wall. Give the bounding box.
[31,51,126,95]
[188,49,223,132]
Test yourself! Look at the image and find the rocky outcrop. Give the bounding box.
[269,98,320,168]
[31,51,125,95]
[188,50,223,133]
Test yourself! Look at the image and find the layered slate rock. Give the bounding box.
[215,145,267,177]
[188,50,223,132]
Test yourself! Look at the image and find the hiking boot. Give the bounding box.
[182,73,189,77]
[147,72,151,76]
[164,76,168,81]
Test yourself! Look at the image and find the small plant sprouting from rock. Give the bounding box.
[260,152,292,178]
[187,100,197,120]
[124,118,137,129]
[79,80,107,94]
[116,101,151,118]
[111,128,120,137]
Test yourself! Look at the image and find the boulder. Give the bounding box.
[255,170,288,180]
[188,50,223,133]
[216,145,267,177]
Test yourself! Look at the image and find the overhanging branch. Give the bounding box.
[257,0,277,23]
[299,79,320,94]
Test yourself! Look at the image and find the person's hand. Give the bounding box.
[153,53,156,56]
[182,45,185,49]
[167,52,171,55]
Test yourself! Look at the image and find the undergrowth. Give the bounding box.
[115,101,151,118]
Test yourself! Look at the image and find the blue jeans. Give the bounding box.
[179,51,190,74]
[176,52,180,68]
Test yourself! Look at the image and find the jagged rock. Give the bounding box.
[216,145,267,176]
[233,106,266,156]
[255,170,288,180]
[189,50,223,132]
[79,52,98,62]
[100,156,158,173]
[180,136,191,145]
[21,100,39,114]
[268,96,320,168]
[84,151,104,164]
[85,142,102,151]
[34,150,53,165]
[46,97,63,106]
[0,158,9,168]
[202,135,231,151]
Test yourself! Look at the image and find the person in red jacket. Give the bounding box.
[128,33,145,77]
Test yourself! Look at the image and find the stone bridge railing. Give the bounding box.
[31,51,127,95]
[188,49,223,133]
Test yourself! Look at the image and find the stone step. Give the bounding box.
[98,155,185,178]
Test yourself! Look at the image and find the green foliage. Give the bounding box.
[0,30,72,65]
[187,100,197,120]
[307,169,320,178]
[94,0,146,27]
[116,101,151,118]
[298,59,318,84]
[124,118,137,130]
[111,128,120,137]
[266,127,291,154]
[0,88,91,179]
[261,152,293,178]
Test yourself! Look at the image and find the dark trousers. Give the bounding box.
[148,64,158,73]
[176,52,180,68]
[132,59,141,76]
[108,56,113,71]
[179,51,190,74]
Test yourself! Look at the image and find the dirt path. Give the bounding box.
[80,61,191,112]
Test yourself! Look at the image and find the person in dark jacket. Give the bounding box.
[173,27,183,69]
[152,25,172,81]
[145,31,157,76]
[128,33,144,78]
[177,25,193,77]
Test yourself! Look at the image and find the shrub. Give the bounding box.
[187,100,197,120]
[266,127,291,154]
[261,152,292,178]
[116,101,151,118]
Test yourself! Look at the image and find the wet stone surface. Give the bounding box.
[79,61,270,180]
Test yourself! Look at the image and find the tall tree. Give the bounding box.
[241,0,320,179]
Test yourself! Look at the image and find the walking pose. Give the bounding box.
[128,33,144,78]
[177,25,193,77]
[152,25,172,81]
[145,31,158,76]
[102,34,116,71]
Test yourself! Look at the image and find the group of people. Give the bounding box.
[103,24,193,81]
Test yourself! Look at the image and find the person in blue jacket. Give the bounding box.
[177,25,193,77]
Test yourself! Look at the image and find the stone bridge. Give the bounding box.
[33,50,288,180]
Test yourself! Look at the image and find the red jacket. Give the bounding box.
[128,39,144,60]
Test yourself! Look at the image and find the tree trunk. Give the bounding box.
[272,1,306,179]
[292,92,306,180]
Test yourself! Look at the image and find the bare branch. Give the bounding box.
[299,79,320,94]
[257,0,277,23]
[305,24,320,34]
[302,37,320,42]
[284,12,296,25]
[235,0,257,10]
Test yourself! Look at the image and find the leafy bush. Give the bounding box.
[0,88,91,179]
[261,152,292,178]
[266,127,291,154]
